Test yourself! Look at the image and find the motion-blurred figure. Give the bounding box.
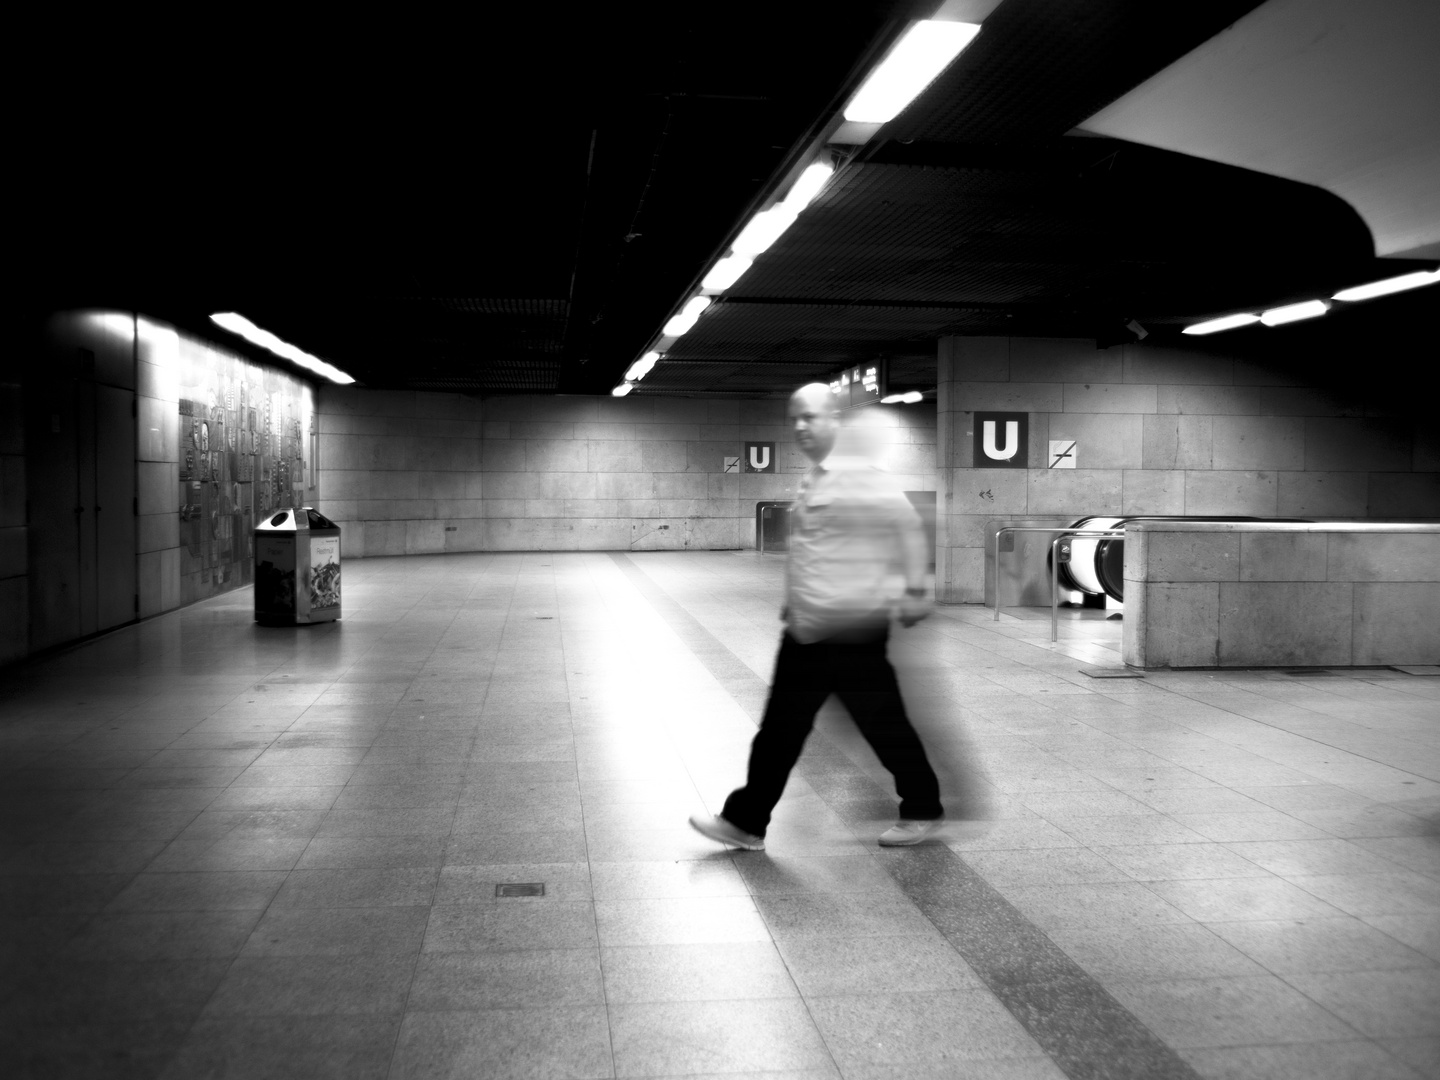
[691,382,943,851]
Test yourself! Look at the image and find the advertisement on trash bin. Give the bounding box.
[308,536,341,610]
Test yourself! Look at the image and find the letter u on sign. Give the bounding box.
[744,441,777,473]
[983,421,1018,460]
[972,412,1028,468]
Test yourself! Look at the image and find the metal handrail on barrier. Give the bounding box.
[990,526,1124,640]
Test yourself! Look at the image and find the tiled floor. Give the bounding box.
[2,550,1438,1079]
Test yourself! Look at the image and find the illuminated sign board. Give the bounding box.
[826,359,886,409]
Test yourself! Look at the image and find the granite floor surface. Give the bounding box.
[1,550,1437,1079]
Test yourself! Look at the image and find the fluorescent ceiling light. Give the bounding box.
[1332,268,1440,302]
[625,352,660,381]
[209,312,355,384]
[881,391,924,404]
[1182,312,1261,335]
[662,295,712,338]
[1260,299,1328,326]
[611,382,634,397]
[784,161,834,210]
[701,255,753,292]
[843,20,981,124]
[731,206,799,258]
[714,159,833,275]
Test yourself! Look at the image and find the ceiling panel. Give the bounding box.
[18,0,1436,400]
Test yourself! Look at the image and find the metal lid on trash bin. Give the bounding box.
[255,506,338,532]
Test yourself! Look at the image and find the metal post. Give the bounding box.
[1051,536,1060,642]
[993,528,1004,621]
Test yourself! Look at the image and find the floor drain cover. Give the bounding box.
[496,883,545,897]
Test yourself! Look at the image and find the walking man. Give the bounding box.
[690,382,943,850]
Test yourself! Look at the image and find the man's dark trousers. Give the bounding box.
[721,628,943,838]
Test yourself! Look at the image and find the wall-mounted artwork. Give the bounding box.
[176,347,314,606]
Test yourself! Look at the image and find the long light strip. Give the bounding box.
[1333,268,1440,302]
[661,295,712,338]
[624,351,660,382]
[1186,266,1439,336]
[1183,312,1262,335]
[1260,299,1328,326]
[701,255,754,291]
[622,14,990,387]
[785,160,834,210]
[730,207,795,258]
[843,20,981,124]
[210,313,355,384]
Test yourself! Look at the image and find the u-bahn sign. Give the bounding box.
[973,412,1028,468]
[744,441,777,473]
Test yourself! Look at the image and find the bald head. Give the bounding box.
[789,382,841,463]
[790,383,838,416]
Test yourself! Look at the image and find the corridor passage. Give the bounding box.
[2,551,1437,1079]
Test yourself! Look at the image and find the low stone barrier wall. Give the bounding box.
[1122,521,1440,668]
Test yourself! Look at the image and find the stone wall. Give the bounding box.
[1123,521,1440,668]
[317,390,937,556]
[936,336,1440,603]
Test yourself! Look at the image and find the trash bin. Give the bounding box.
[254,506,342,624]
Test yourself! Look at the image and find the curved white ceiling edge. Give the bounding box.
[1076,0,1440,261]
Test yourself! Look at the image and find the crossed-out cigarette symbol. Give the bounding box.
[1050,441,1076,468]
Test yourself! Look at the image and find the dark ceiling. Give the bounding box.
[19,1,1436,400]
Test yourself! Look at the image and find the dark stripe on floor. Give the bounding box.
[881,846,1202,1080]
[611,551,1202,1080]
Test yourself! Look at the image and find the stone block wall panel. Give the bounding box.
[1123,522,1440,668]
[317,392,937,556]
[1354,582,1440,666]
[937,335,1438,605]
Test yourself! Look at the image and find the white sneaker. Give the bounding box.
[878,819,942,846]
[688,814,765,851]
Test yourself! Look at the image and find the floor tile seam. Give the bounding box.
[1103,971,1387,1046]
[1164,710,1439,784]
[1213,838,1425,880]
[547,572,614,1017]
[1199,931,1440,982]
[732,894,849,1080]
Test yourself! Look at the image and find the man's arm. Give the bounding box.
[897,515,931,627]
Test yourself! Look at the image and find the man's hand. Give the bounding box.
[897,594,932,628]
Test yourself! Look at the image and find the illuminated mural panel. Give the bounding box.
[174,347,314,606]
